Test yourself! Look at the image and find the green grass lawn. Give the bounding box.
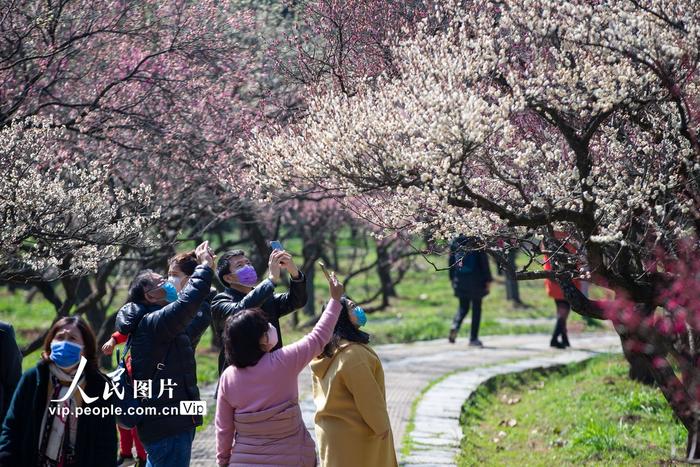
[457,354,685,466]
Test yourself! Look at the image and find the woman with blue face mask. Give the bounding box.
[311,297,398,467]
[0,316,117,466]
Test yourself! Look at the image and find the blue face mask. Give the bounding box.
[353,306,368,327]
[162,282,178,303]
[50,340,83,369]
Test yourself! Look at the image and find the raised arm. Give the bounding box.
[268,273,307,318]
[144,265,213,342]
[273,268,344,373]
[186,299,212,348]
[274,299,342,373]
[211,279,275,320]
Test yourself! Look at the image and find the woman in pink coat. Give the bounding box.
[215,269,344,466]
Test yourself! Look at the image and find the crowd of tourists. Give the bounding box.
[0,242,396,466]
[0,235,583,466]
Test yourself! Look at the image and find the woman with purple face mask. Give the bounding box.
[215,270,344,466]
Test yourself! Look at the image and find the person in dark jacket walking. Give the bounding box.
[448,235,493,346]
[0,316,117,467]
[211,248,307,374]
[0,322,21,426]
[125,241,214,467]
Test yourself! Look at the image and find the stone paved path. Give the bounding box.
[190,332,619,466]
[403,345,620,465]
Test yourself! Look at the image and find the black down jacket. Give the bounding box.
[124,265,212,443]
[211,273,307,374]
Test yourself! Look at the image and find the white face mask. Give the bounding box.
[263,323,279,352]
[168,276,181,288]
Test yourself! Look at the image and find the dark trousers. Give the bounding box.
[451,296,482,340]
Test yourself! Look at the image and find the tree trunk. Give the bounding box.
[504,249,522,304]
[211,321,222,352]
[376,241,396,307]
[620,335,656,386]
[302,235,321,317]
[304,265,316,317]
[687,427,700,461]
[96,312,118,369]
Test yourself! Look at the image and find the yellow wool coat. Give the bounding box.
[311,340,398,467]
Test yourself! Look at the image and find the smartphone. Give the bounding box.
[270,240,284,251]
[318,261,331,281]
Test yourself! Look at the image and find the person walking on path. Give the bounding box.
[0,322,21,426]
[215,268,344,466]
[124,241,215,467]
[311,296,397,467]
[448,235,493,346]
[542,232,588,349]
[211,248,307,374]
[0,316,117,467]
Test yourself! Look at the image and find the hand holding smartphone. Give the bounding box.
[319,261,331,281]
[320,261,344,300]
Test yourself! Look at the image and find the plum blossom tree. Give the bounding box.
[247,0,700,457]
[0,117,156,280]
[0,0,263,352]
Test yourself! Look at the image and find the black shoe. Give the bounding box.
[469,339,483,347]
[117,454,135,467]
[448,329,458,344]
[561,333,571,348]
[550,338,566,349]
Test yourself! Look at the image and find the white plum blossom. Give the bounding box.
[0,117,158,279]
[246,0,700,297]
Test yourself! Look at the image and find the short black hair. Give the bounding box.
[127,269,158,304]
[321,295,370,358]
[217,249,245,287]
[223,307,268,368]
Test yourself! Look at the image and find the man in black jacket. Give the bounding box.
[126,241,214,467]
[0,322,22,426]
[211,248,307,374]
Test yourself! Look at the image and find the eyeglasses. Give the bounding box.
[144,278,166,295]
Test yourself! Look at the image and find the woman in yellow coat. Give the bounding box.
[311,297,398,467]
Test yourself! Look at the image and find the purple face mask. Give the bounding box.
[235,265,258,287]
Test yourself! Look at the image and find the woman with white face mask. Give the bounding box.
[215,270,344,466]
[0,316,117,466]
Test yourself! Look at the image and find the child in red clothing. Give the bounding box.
[103,330,147,467]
